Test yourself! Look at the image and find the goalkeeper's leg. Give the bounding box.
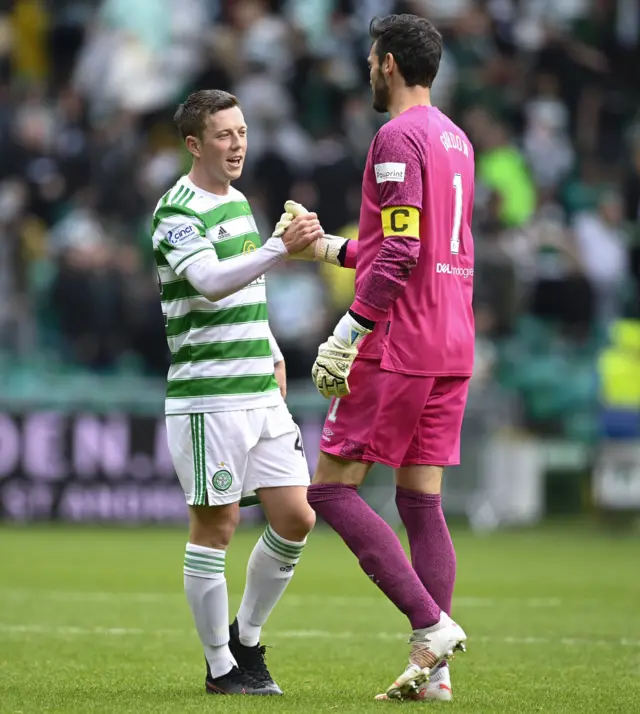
[307,361,467,699]
[306,359,443,633]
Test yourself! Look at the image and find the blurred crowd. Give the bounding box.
[1,0,639,436]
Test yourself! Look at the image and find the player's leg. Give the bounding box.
[166,411,275,696]
[307,361,442,634]
[379,377,470,700]
[235,486,314,649]
[380,466,456,702]
[396,466,454,621]
[230,408,314,693]
[185,503,240,684]
[396,376,469,618]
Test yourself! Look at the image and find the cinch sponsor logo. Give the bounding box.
[375,162,406,184]
[166,224,195,244]
[436,263,474,278]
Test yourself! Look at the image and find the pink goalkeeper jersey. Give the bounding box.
[356,105,475,376]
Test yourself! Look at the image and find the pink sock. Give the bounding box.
[308,483,441,629]
[396,489,456,671]
[395,488,456,615]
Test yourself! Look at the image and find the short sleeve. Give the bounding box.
[372,123,424,211]
[152,205,214,275]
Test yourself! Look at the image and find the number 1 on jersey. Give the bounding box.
[327,398,340,423]
[451,173,463,255]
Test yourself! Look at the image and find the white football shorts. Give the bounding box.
[166,402,310,506]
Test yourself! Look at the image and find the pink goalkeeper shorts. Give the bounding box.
[319,358,470,468]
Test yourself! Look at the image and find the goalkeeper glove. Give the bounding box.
[312,312,373,398]
[271,211,294,238]
[284,200,348,265]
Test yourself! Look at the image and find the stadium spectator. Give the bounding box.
[0,0,638,441]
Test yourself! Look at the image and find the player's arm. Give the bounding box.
[312,128,423,398]
[156,207,319,303]
[284,200,358,269]
[268,327,287,398]
[350,127,423,325]
[349,204,421,323]
[267,327,283,364]
[153,205,215,275]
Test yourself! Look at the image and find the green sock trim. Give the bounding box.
[262,526,305,558]
[184,556,225,570]
[183,559,225,574]
[266,525,306,552]
[185,550,225,564]
[184,546,225,574]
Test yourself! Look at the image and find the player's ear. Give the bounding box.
[186,135,201,159]
[383,52,394,77]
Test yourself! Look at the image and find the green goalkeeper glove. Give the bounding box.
[272,211,294,238]
[312,312,372,398]
[284,200,348,265]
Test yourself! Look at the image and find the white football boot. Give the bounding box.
[375,665,453,702]
[380,612,466,701]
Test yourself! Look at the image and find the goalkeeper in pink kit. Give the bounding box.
[287,13,475,701]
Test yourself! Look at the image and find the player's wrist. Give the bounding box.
[315,235,348,265]
[333,311,372,348]
[264,236,288,259]
[347,309,375,331]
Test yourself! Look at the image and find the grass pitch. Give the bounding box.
[1,523,639,713]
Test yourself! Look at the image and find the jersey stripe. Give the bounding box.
[166,303,267,338]
[172,338,271,365]
[152,178,278,414]
[172,246,214,271]
[172,184,187,205]
[168,355,274,381]
[152,204,205,234]
[161,278,201,302]
[155,251,169,267]
[214,233,261,260]
[167,322,271,354]
[179,189,195,207]
[167,374,278,399]
[200,201,252,230]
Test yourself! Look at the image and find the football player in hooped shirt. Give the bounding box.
[286,13,475,702]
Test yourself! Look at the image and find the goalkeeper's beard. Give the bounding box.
[372,75,390,114]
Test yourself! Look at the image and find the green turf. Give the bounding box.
[1,523,639,713]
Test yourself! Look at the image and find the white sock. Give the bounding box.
[183,543,236,678]
[236,525,306,647]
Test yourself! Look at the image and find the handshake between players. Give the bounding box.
[277,200,366,400]
[154,9,473,702]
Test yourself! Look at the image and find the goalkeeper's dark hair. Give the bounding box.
[369,14,443,88]
[174,90,239,140]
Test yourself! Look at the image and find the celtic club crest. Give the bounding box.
[212,468,232,492]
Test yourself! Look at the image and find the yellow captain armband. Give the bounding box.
[381,206,420,239]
